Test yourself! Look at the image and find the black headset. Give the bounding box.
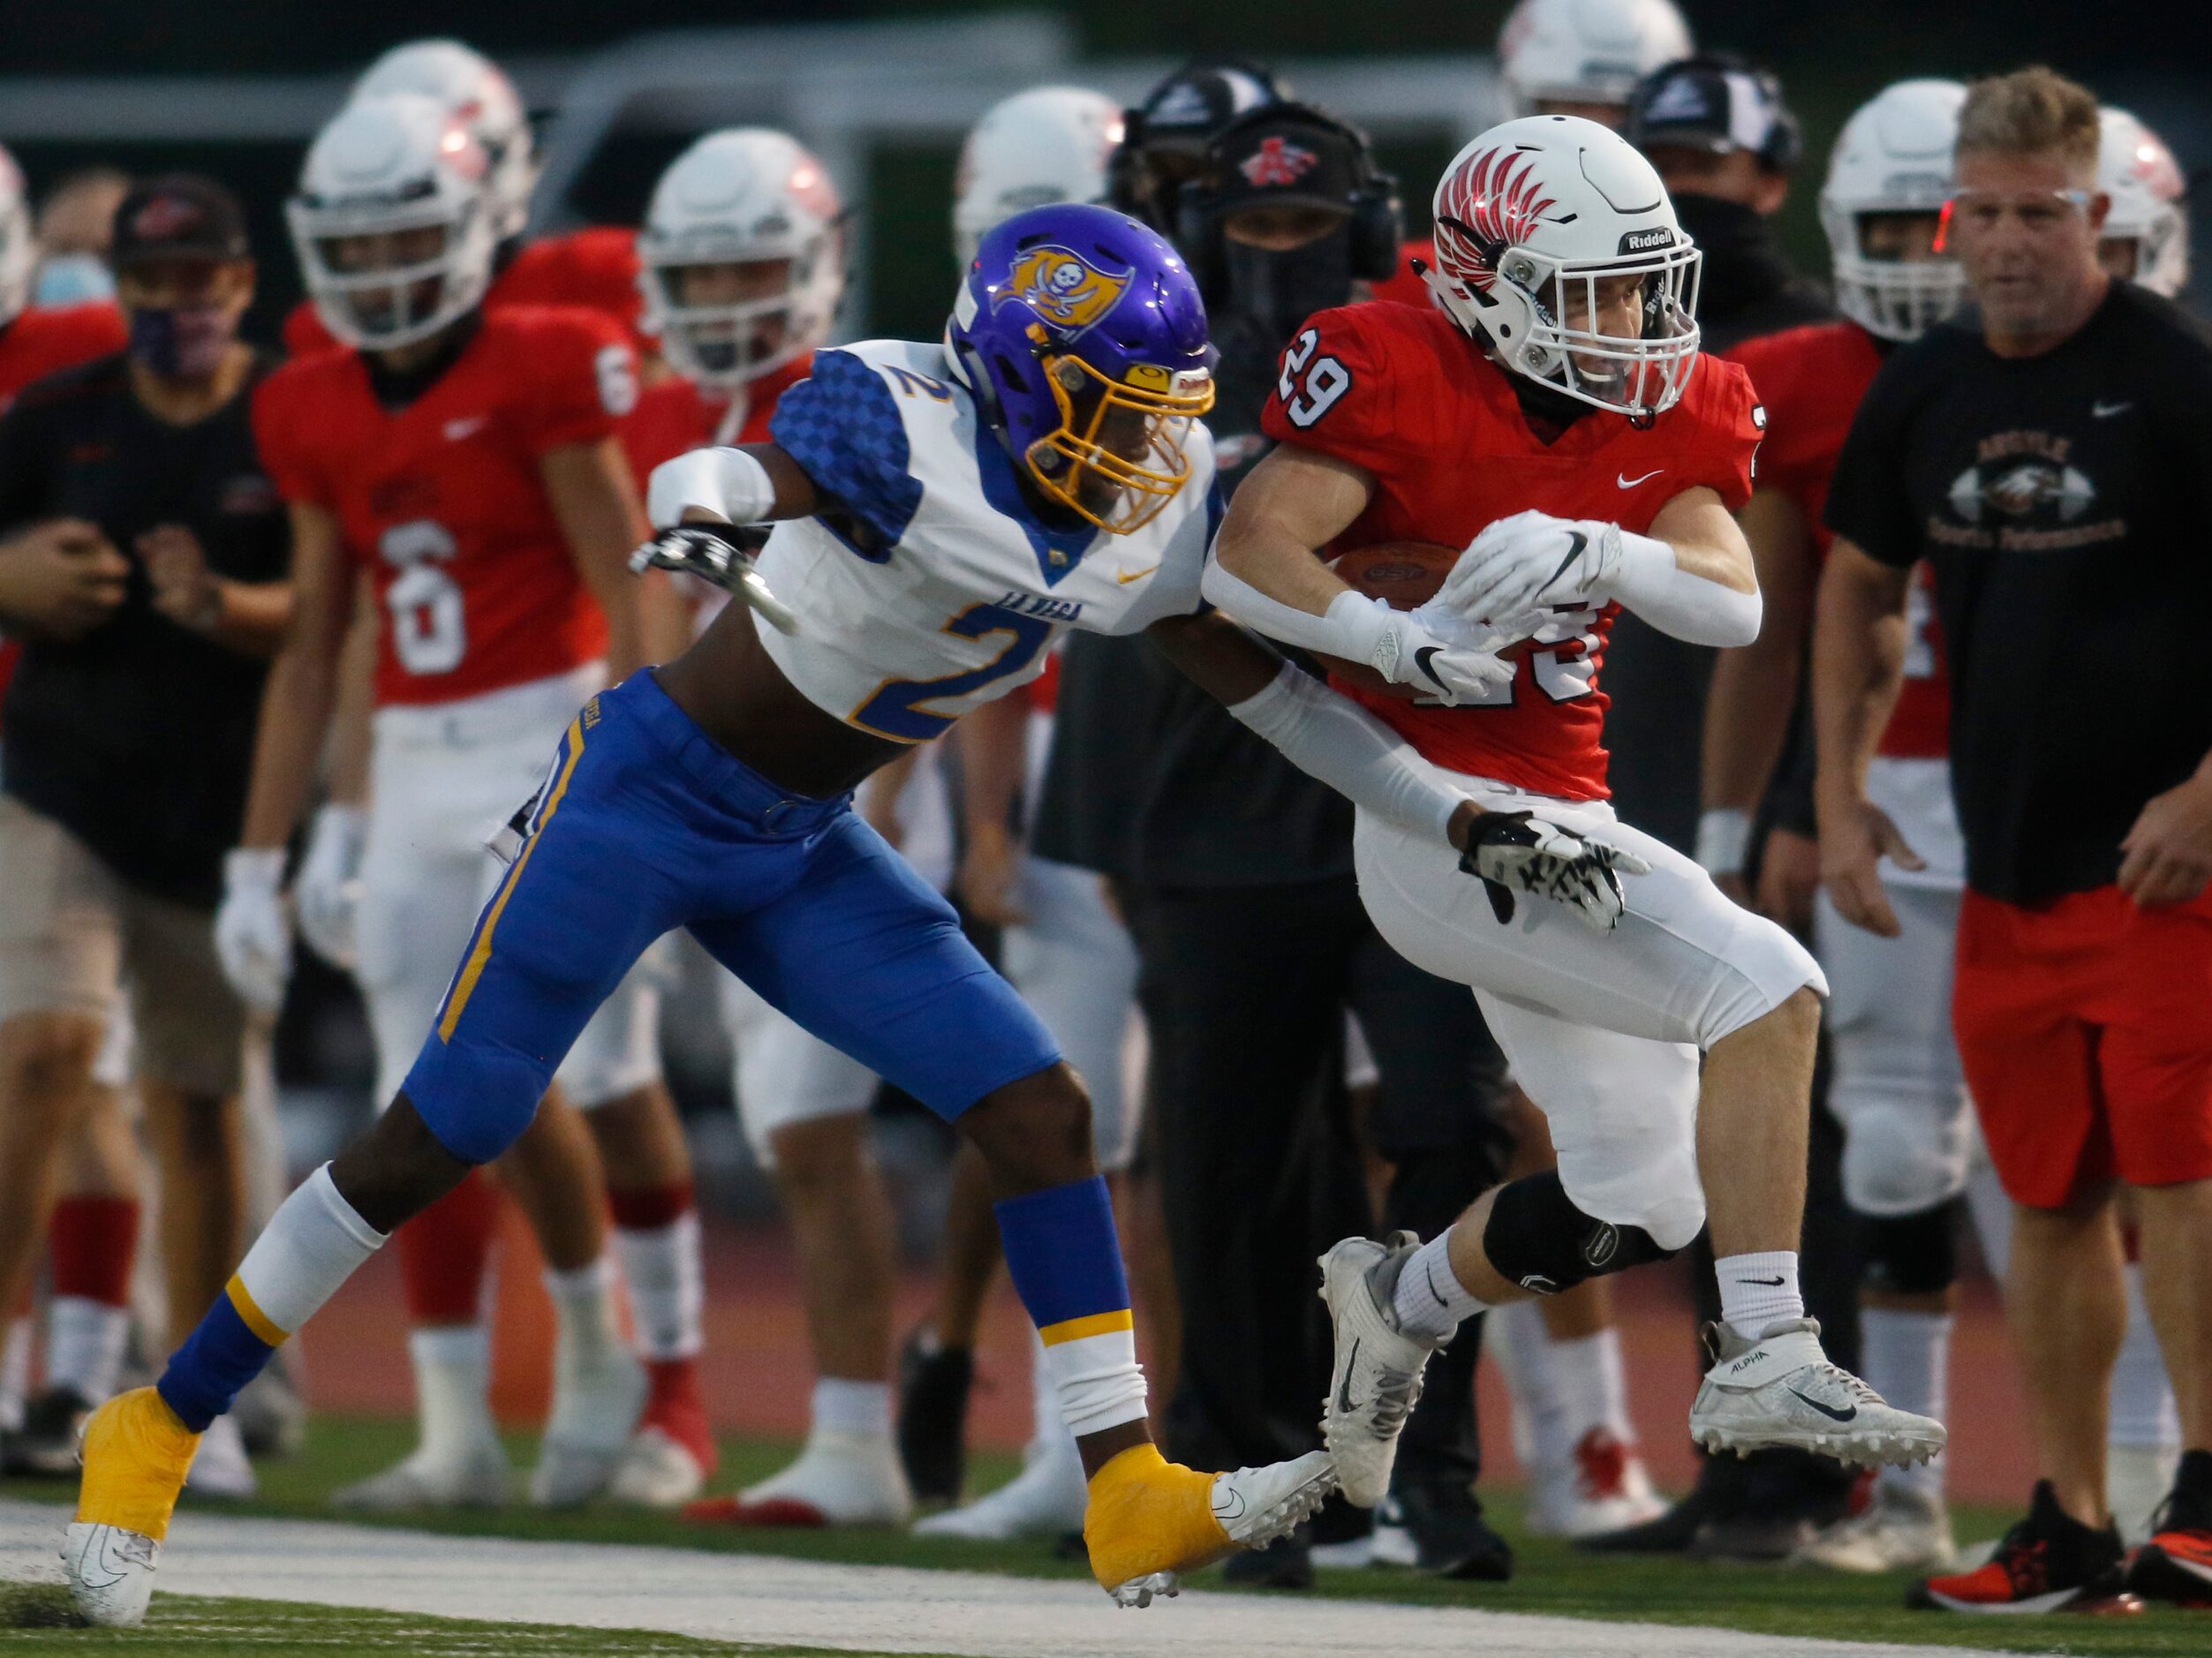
[1173,102,1404,295]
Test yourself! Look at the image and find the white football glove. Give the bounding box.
[1460,809,1652,932]
[1340,592,1516,705]
[294,804,366,968]
[216,848,291,1013]
[1441,510,1627,624]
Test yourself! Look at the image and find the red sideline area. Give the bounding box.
[300,1209,2035,1504]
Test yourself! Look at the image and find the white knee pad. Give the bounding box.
[557,953,666,1110]
[1837,1097,1973,1217]
[720,973,878,1167]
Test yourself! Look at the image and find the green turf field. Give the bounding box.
[4,1416,2208,1656]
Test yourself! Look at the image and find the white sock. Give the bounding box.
[1716,1252,1803,1339]
[1548,1327,1634,1445]
[544,1258,623,1362]
[613,1211,705,1362]
[46,1295,130,1401]
[234,1164,386,1337]
[2110,1262,2180,1449]
[0,1316,31,1430]
[1862,1307,1949,1497]
[1393,1229,1491,1343]
[1489,1300,1567,1472]
[1038,1321,1148,1437]
[409,1323,497,1458]
[812,1377,892,1439]
[1026,1324,1075,1459]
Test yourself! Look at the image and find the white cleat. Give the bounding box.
[1523,1426,1665,1539]
[1794,1481,1957,1573]
[1691,1319,1946,1469]
[182,1414,257,1500]
[531,1345,648,1508]
[607,1425,710,1509]
[691,1431,913,1527]
[916,1440,1085,1541]
[1317,1233,1443,1508]
[333,1441,510,1511]
[61,1522,158,1628]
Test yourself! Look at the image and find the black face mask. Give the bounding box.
[1669,192,1794,315]
[1216,224,1357,358]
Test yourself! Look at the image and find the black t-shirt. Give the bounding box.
[0,351,289,908]
[1030,306,1352,887]
[1825,283,2212,902]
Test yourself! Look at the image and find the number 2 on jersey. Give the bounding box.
[379,520,467,675]
[851,602,1052,742]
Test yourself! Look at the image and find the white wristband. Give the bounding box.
[646,447,777,531]
[1695,808,1754,876]
[225,846,287,896]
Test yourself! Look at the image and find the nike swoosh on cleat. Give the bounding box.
[1212,1484,1249,1522]
[1542,531,1589,592]
[1337,1339,1363,1414]
[1787,1387,1858,1422]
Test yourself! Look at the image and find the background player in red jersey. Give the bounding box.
[212,93,676,1514]
[280,39,646,362]
[1701,79,1972,1576]
[1204,116,1945,1512]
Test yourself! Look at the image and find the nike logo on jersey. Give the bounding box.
[1117,563,1161,584]
[1787,1387,1858,1423]
[443,415,489,441]
[2092,401,2134,418]
[1618,469,1665,488]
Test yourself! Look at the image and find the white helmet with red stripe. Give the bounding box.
[2099,107,2189,300]
[637,128,846,389]
[1819,79,1967,342]
[1498,0,1694,117]
[0,145,33,327]
[288,93,497,351]
[1424,114,1702,418]
[353,39,536,243]
[953,86,1125,266]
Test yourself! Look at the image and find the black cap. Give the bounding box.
[1131,58,1286,153]
[1626,56,1802,174]
[109,174,250,268]
[1204,105,1366,219]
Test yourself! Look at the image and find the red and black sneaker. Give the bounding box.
[1907,1481,2138,1614]
[2123,1449,2212,1608]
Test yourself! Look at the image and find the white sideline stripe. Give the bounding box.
[2,1499,1981,1658]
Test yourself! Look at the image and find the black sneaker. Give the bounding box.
[3,1386,94,1478]
[1908,1481,2138,1614]
[2123,1449,2212,1607]
[1691,1452,1859,1562]
[1578,1451,1748,1554]
[895,1328,972,1507]
[1372,1481,1514,1580]
[1223,1533,1315,1590]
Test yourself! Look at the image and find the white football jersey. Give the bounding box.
[751,339,1218,743]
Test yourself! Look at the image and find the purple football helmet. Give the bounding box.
[947,201,1214,533]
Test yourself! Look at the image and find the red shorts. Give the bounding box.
[1953,885,2212,1209]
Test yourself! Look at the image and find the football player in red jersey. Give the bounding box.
[281,40,645,361]
[211,93,673,1514]
[1701,79,1973,1575]
[1204,115,1946,1511]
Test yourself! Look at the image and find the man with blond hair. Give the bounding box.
[1816,64,2212,1613]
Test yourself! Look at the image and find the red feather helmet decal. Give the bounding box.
[1433,147,1556,290]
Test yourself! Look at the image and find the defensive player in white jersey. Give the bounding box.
[81,200,1652,1622]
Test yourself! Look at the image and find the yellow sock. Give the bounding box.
[74,1389,200,1542]
[1082,1443,1229,1589]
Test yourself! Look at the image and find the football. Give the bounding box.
[1314,539,1463,697]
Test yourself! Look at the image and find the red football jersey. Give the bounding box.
[1727,319,1949,759]
[1369,237,1438,311]
[617,354,812,485]
[283,227,645,358]
[0,303,128,408]
[1264,302,1764,799]
[253,305,631,707]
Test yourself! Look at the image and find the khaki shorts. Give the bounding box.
[0,795,245,1097]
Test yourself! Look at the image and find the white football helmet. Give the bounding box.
[637,129,845,389]
[2099,107,2188,300]
[1499,0,1694,117]
[1424,115,1701,419]
[954,86,1124,266]
[288,93,497,351]
[353,39,536,243]
[0,145,34,328]
[1819,79,1967,343]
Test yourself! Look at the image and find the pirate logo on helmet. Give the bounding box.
[1000,245,1132,337]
